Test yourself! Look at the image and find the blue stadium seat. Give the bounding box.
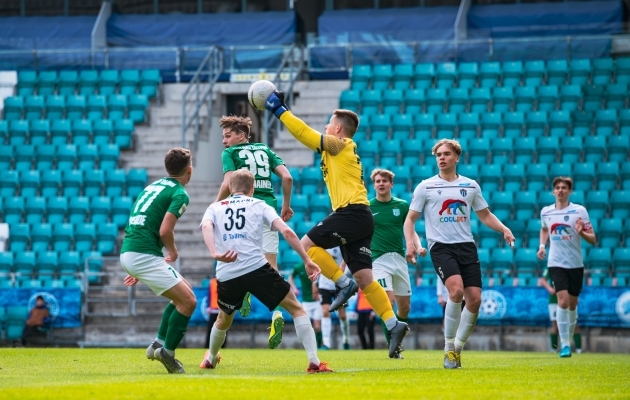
[426,88,446,114]
[93,119,113,145]
[608,135,629,163]
[0,144,11,171]
[31,224,52,252]
[40,169,61,198]
[50,119,70,146]
[458,112,479,140]
[513,191,537,220]
[14,251,36,277]
[480,112,501,139]
[592,58,613,85]
[340,90,360,111]
[372,64,393,90]
[77,144,98,170]
[605,83,627,110]
[613,248,630,275]
[0,252,14,276]
[360,89,381,115]
[436,62,457,89]
[45,95,65,120]
[140,69,160,98]
[36,251,58,277]
[392,64,413,90]
[524,60,545,87]
[309,194,331,213]
[491,87,513,113]
[512,137,535,164]
[587,248,611,274]
[74,223,96,253]
[559,85,582,111]
[24,95,44,121]
[457,164,478,181]
[8,223,30,252]
[3,96,24,120]
[0,170,19,197]
[514,248,539,276]
[120,70,140,95]
[525,163,547,192]
[104,169,126,197]
[24,196,45,224]
[413,63,435,89]
[46,196,67,225]
[52,223,73,252]
[573,162,595,191]
[503,111,524,139]
[479,61,501,88]
[596,162,618,191]
[99,70,120,96]
[594,109,617,137]
[126,169,148,199]
[19,170,40,198]
[29,120,49,146]
[79,70,99,96]
[458,62,478,89]
[515,86,536,112]
[525,218,542,248]
[490,191,513,221]
[599,218,621,248]
[8,120,29,146]
[57,250,79,275]
[569,59,591,85]
[62,170,83,197]
[582,85,605,111]
[503,164,524,192]
[536,85,558,112]
[382,89,403,115]
[113,119,134,148]
[470,88,490,113]
[86,95,106,120]
[68,196,90,224]
[350,65,371,91]
[546,110,570,138]
[559,136,582,163]
[411,164,438,182]
[468,138,490,165]
[546,60,568,86]
[502,61,523,87]
[447,88,468,114]
[436,113,457,139]
[586,190,609,219]
[66,95,86,120]
[571,111,594,137]
[489,248,514,275]
[525,111,548,139]
[391,114,412,140]
[490,137,513,164]
[38,71,58,96]
[403,89,426,114]
[112,196,133,228]
[479,163,501,193]
[582,136,606,164]
[413,113,434,139]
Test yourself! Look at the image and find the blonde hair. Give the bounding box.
[230,169,255,194]
[370,168,394,183]
[431,139,462,156]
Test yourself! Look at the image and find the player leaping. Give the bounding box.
[264,92,409,358]
[404,139,514,369]
[215,115,294,350]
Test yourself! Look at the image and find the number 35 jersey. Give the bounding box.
[201,195,281,281]
[121,177,190,257]
[222,143,285,209]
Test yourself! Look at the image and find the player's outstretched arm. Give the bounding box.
[537,227,549,260]
[265,91,323,152]
[160,212,179,262]
[215,171,234,203]
[403,210,426,263]
[475,208,515,247]
[200,220,238,262]
[272,218,321,281]
[274,165,294,222]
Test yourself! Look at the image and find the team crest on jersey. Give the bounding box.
[437,190,442,195]
[564,215,569,221]
[393,208,400,216]
[460,189,467,197]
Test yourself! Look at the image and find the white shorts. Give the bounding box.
[120,252,182,296]
[263,223,279,254]
[372,252,412,296]
[303,301,322,321]
[548,303,557,321]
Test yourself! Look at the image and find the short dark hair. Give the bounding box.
[36,295,44,301]
[164,147,191,176]
[333,109,359,137]
[220,115,252,138]
[552,176,573,191]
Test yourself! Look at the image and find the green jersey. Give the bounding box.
[221,143,285,209]
[543,268,558,304]
[369,196,409,260]
[121,177,190,257]
[292,263,316,302]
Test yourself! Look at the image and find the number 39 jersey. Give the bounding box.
[201,195,281,281]
[121,177,190,257]
[222,143,285,209]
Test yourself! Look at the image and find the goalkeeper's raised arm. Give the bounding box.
[265,91,349,156]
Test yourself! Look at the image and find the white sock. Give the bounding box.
[384,317,397,330]
[322,317,332,347]
[340,318,350,344]
[557,307,571,348]
[154,337,164,346]
[444,299,462,352]
[454,307,478,353]
[294,316,320,365]
[335,274,350,288]
[209,325,227,359]
[568,309,577,339]
[272,310,283,321]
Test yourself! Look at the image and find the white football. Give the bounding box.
[248,79,277,111]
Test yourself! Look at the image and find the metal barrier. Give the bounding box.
[181,46,223,151]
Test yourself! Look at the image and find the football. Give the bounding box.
[248,79,277,111]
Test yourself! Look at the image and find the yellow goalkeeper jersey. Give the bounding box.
[280,112,368,211]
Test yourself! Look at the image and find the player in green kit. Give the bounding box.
[215,115,294,349]
[120,147,196,374]
[289,262,323,348]
[369,169,420,358]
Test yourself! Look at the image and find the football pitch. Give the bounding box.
[0,348,628,399]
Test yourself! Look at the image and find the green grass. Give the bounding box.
[0,349,628,399]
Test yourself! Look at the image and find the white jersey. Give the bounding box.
[540,203,591,269]
[200,195,280,281]
[317,247,343,290]
[410,175,488,249]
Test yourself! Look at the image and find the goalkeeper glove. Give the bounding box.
[265,90,289,118]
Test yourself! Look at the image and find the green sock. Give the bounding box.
[315,331,323,348]
[396,314,408,323]
[574,333,582,350]
[157,303,176,341]
[164,309,191,351]
[550,333,558,350]
[381,320,391,346]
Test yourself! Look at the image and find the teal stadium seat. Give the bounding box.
[515,86,536,112]
[8,223,30,252]
[107,94,128,121]
[83,250,104,284]
[68,196,90,224]
[0,144,11,170]
[46,196,67,225]
[17,71,37,96]
[524,60,545,87]
[569,59,591,85]
[113,119,134,148]
[71,119,92,145]
[360,89,381,115]
[583,85,605,111]
[479,163,501,193]
[468,137,490,165]
[426,88,446,114]
[25,196,46,224]
[480,112,501,139]
[548,110,570,137]
[536,136,558,164]
[0,121,8,147]
[514,248,539,276]
[66,95,86,120]
[536,85,558,112]
[479,62,501,88]
[605,83,627,110]
[0,252,14,276]
[457,62,478,89]
[403,89,426,114]
[20,170,41,198]
[392,64,413,90]
[36,251,58,276]
[470,88,490,113]
[372,64,393,90]
[458,112,479,140]
[592,58,613,85]
[31,224,52,252]
[30,120,50,145]
[514,190,537,220]
[52,223,73,252]
[413,63,435,89]
[99,70,120,96]
[526,163,548,191]
[339,90,360,111]
[309,194,331,212]
[594,109,617,137]
[45,95,65,120]
[24,95,44,121]
[411,164,437,183]
[599,218,622,248]
[62,169,83,197]
[350,65,371,91]
[436,62,457,89]
[112,196,132,228]
[128,94,148,123]
[120,70,140,95]
[525,218,542,248]
[458,164,478,181]
[86,95,106,120]
[587,248,611,275]
[559,136,582,163]
[41,170,61,197]
[140,69,161,98]
[584,136,606,163]
[0,170,19,197]
[3,96,24,120]
[413,113,434,140]
[84,170,104,197]
[503,164,524,191]
[90,196,111,225]
[2,196,23,224]
[99,144,120,170]
[74,223,96,253]
[573,162,595,191]
[37,71,58,96]
[559,85,582,111]
[513,137,535,164]
[546,60,568,86]
[615,58,630,84]
[14,144,34,170]
[596,162,619,191]
[391,114,412,140]
[447,88,469,114]
[613,248,630,275]
[490,137,513,164]
[382,89,403,115]
[51,120,71,145]
[571,111,594,137]
[105,169,126,197]
[9,120,29,146]
[436,113,457,139]
[608,135,628,163]
[491,87,513,113]
[490,191,513,221]
[79,70,99,96]
[502,111,524,139]
[77,144,98,170]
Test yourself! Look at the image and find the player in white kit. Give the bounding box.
[404,139,515,369]
[199,170,332,373]
[316,247,351,350]
[537,176,595,358]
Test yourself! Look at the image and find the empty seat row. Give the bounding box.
[15,69,160,97]
[0,276,83,289]
[350,58,629,90]
[3,94,148,123]
[0,250,103,282]
[0,144,124,172]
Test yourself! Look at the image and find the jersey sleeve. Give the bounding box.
[471,180,489,211]
[409,182,427,213]
[167,193,189,218]
[580,206,593,231]
[401,200,410,219]
[540,207,548,229]
[199,204,216,230]
[221,149,237,173]
[268,148,285,170]
[262,204,281,229]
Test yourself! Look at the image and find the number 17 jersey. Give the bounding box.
[121,177,190,257]
[200,195,281,281]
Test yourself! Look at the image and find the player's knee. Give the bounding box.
[449,288,464,302]
[398,303,411,317]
